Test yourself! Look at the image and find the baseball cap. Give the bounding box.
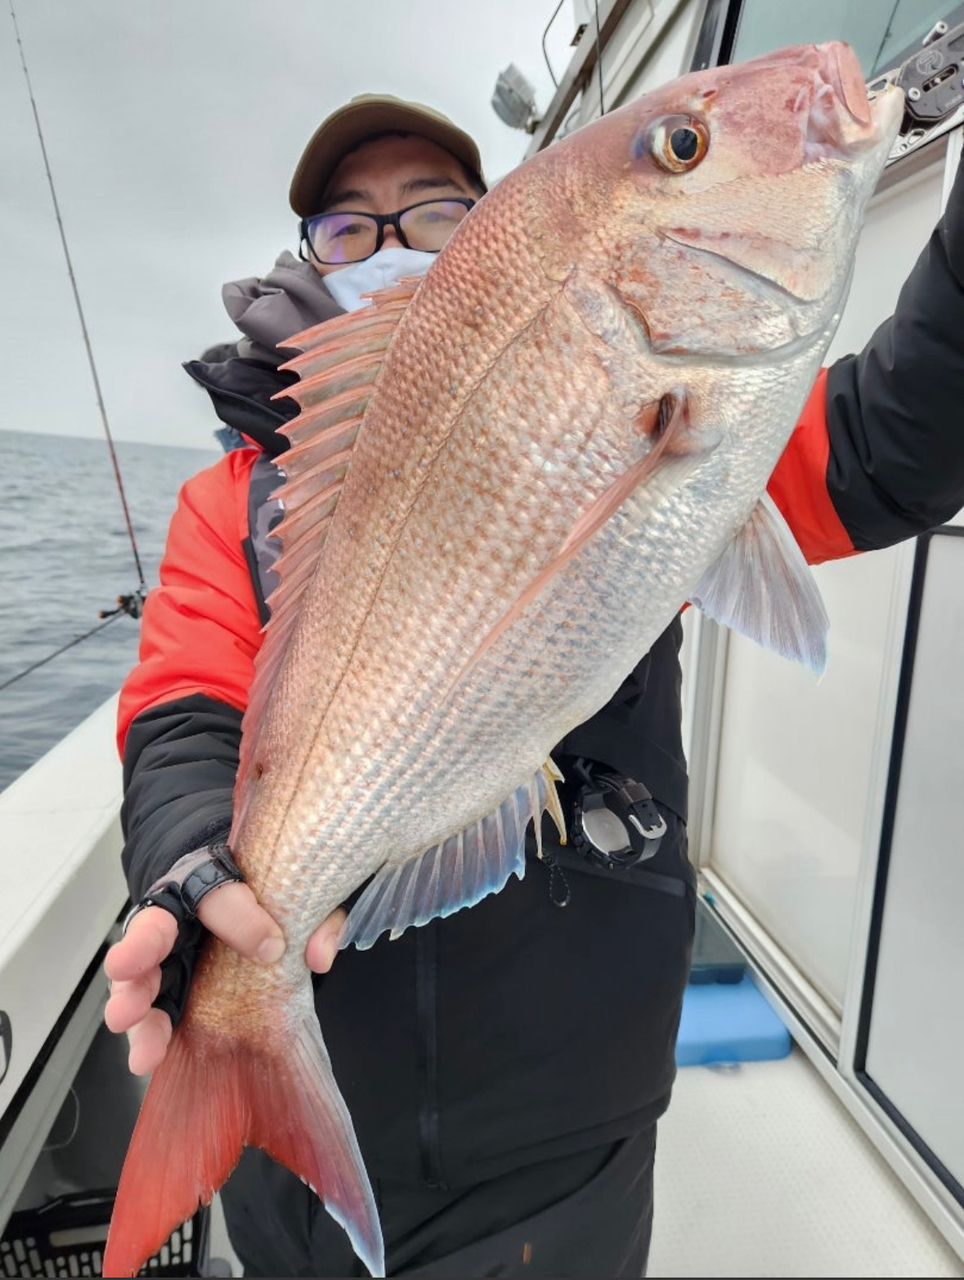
[289,94,485,217]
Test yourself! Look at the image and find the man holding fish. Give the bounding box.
[103,45,964,1279]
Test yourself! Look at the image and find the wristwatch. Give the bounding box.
[568,760,667,871]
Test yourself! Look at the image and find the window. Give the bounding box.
[730,0,963,79]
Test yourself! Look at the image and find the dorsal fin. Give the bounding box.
[232,277,422,804]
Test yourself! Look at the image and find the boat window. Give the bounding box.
[730,0,964,78]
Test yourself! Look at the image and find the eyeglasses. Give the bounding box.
[300,198,476,265]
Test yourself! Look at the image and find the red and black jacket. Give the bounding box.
[118,166,964,1187]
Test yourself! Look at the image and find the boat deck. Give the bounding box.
[203,1048,964,1275]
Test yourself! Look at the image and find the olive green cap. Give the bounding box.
[289,93,484,216]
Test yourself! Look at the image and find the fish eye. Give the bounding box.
[648,115,709,173]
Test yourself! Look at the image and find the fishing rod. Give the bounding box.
[4,2,147,696]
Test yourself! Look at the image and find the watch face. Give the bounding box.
[0,1011,11,1086]
[580,807,630,855]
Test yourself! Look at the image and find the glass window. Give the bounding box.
[731,0,964,78]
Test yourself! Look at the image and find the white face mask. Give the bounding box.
[323,246,436,313]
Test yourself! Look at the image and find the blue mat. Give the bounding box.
[676,974,792,1067]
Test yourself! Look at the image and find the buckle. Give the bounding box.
[125,843,244,929]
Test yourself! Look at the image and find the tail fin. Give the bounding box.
[103,1016,384,1278]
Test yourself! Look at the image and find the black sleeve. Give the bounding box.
[120,694,242,903]
[554,620,689,821]
[826,153,964,550]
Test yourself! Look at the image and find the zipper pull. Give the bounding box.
[538,845,571,908]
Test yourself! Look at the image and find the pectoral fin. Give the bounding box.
[448,390,720,696]
[691,492,828,675]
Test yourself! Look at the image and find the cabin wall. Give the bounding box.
[540,0,964,1253]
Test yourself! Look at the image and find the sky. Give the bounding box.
[3,0,578,449]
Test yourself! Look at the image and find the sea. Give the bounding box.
[0,428,221,791]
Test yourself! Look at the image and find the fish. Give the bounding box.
[104,42,902,1279]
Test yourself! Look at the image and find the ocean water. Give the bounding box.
[0,429,220,791]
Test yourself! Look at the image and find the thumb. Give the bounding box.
[305,907,348,974]
[197,881,286,964]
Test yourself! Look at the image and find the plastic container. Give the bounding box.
[676,974,792,1067]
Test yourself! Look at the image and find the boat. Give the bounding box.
[3,2,963,1274]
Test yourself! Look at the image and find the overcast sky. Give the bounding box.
[3,0,577,449]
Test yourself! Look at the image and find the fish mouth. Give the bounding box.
[804,42,903,162]
[661,228,831,307]
[822,41,871,129]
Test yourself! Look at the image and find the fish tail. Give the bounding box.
[103,1015,384,1278]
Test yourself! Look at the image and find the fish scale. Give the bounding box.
[104,43,903,1280]
[247,297,606,874]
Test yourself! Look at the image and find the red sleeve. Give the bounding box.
[116,449,263,755]
[768,367,860,566]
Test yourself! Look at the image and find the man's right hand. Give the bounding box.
[104,885,347,1076]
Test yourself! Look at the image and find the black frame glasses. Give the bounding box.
[299,197,476,265]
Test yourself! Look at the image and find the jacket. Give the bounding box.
[117,174,964,1184]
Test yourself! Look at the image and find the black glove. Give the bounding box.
[122,842,244,1027]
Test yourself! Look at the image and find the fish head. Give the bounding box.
[540,42,903,362]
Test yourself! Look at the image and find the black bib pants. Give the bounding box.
[221,822,694,1279]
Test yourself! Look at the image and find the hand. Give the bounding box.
[104,884,348,1076]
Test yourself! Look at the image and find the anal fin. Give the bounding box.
[342,761,566,950]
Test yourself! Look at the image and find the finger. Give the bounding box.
[127,1007,173,1076]
[104,970,162,1034]
[197,881,286,964]
[305,908,348,974]
[105,907,178,983]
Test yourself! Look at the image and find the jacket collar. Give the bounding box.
[183,355,296,457]
[187,250,346,455]
[222,249,345,365]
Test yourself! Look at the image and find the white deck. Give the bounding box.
[650,1051,963,1277]
[204,1048,964,1276]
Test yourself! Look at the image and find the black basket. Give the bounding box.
[0,1191,209,1278]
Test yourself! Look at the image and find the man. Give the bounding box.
[105,91,964,1277]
